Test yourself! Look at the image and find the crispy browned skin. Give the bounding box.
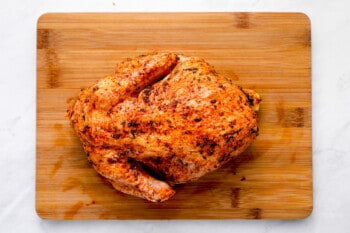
[66,52,261,202]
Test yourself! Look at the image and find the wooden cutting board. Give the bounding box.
[36,12,312,219]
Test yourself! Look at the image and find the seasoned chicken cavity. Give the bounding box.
[66,52,261,202]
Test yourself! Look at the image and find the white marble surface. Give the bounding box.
[1,0,350,232]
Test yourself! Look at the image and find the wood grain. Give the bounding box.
[36,12,312,219]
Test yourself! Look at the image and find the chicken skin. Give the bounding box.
[66,52,261,202]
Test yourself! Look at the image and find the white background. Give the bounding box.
[1,0,350,232]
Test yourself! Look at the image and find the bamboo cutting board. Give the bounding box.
[36,13,312,219]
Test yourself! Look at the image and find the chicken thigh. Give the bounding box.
[66,52,261,202]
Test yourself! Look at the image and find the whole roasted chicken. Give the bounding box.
[66,52,261,202]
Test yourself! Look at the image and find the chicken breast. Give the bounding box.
[66,52,261,202]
